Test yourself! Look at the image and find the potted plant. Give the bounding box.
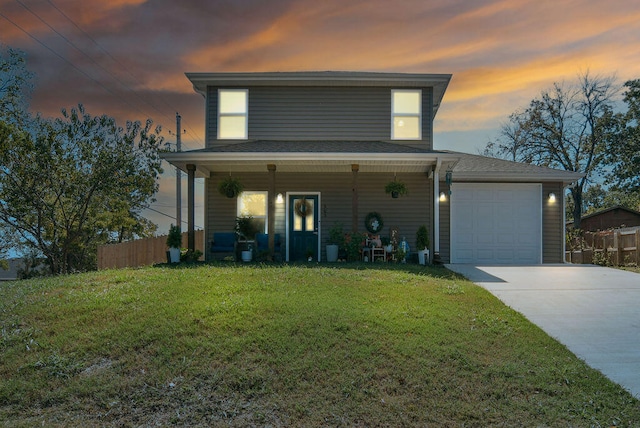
[326,223,344,262]
[344,231,367,262]
[217,176,244,198]
[381,236,393,253]
[416,225,430,265]
[385,180,408,198]
[166,224,182,263]
[180,249,203,263]
[306,248,315,262]
[235,216,259,241]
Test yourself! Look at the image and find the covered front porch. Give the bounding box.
[162,142,460,262]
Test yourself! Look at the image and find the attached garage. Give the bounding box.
[450,183,542,264]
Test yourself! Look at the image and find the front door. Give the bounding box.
[288,194,319,261]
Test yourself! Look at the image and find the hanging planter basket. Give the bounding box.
[384,180,408,198]
[217,176,244,198]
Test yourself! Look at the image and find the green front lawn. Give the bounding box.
[1,263,638,426]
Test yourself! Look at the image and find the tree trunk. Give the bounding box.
[571,186,583,230]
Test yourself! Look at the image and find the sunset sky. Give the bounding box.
[2,0,640,234]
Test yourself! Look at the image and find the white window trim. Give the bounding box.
[391,89,422,140]
[218,89,248,140]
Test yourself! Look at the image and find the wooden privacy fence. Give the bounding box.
[98,231,204,270]
[566,226,640,266]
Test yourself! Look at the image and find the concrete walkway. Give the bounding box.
[445,264,640,398]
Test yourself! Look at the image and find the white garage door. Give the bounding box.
[451,183,542,264]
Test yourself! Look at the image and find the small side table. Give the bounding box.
[363,246,387,262]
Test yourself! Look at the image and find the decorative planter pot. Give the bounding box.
[326,244,339,262]
[391,191,399,199]
[169,247,181,263]
[241,250,252,262]
[418,249,429,265]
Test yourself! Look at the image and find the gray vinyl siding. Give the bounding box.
[206,86,218,145]
[205,86,434,147]
[421,89,434,149]
[543,182,564,263]
[249,87,389,140]
[205,171,432,261]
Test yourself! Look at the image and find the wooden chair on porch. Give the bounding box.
[362,235,386,262]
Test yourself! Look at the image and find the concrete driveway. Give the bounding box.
[445,264,640,398]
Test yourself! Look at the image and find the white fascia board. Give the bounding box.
[162,151,460,164]
[452,170,585,185]
[186,71,451,89]
[161,151,461,176]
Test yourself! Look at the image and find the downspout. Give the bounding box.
[433,159,442,258]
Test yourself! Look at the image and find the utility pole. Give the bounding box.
[176,112,182,228]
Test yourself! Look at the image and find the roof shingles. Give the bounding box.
[197,140,443,154]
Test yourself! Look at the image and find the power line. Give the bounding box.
[0,10,121,100]
[43,0,204,149]
[12,0,185,139]
[44,0,131,78]
[2,4,207,229]
[4,1,204,149]
[145,206,203,229]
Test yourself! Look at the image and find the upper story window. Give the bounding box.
[218,89,248,139]
[391,90,421,140]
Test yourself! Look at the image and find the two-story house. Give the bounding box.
[163,71,583,264]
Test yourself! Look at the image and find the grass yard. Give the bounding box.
[620,265,640,274]
[1,263,638,427]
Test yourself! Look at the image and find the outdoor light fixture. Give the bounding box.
[439,192,447,202]
[548,192,556,202]
[276,193,284,204]
[445,170,453,187]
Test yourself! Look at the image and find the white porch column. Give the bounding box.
[433,159,442,256]
[267,164,276,260]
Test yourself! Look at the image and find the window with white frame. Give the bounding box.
[237,191,267,234]
[218,89,248,139]
[391,89,421,140]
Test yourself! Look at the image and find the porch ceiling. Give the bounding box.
[162,153,461,177]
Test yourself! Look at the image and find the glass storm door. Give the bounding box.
[288,195,319,261]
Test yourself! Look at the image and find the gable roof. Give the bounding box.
[162,141,583,185]
[581,205,640,220]
[195,140,438,154]
[448,152,585,184]
[162,140,461,175]
[185,71,452,118]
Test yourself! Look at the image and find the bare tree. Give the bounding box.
[484,71,619,228]
[605,79,640,202]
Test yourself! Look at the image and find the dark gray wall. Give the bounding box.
[206,86,434,146]
[543,182,564,263]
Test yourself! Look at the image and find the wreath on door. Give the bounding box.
[294,198,311,217]
[364,211,384,234]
